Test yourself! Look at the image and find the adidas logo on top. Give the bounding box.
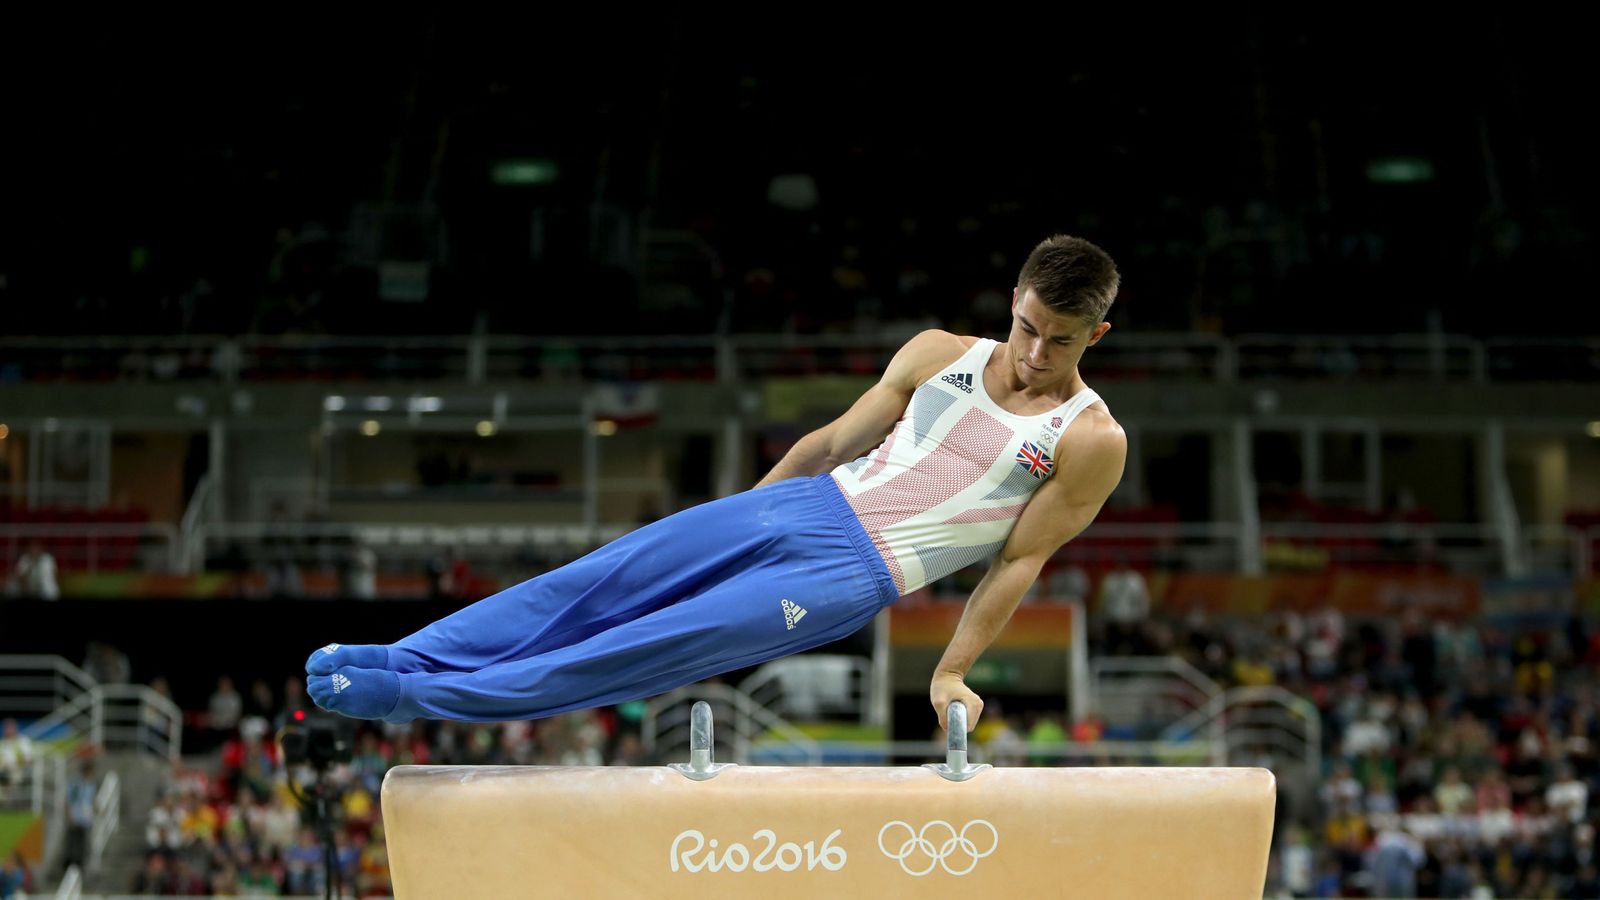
[781,598,808,630]
[940,372,975,394]
[331,674,352,693]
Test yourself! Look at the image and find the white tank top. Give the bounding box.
[829,338,1102,596]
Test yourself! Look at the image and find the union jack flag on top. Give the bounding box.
[1015,441,1054,479]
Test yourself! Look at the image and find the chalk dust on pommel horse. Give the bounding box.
[380,701,1275,898]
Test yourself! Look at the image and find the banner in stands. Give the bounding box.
[1145,572,1482,616]
[889,602,1075,649]
[56,572,450,599]
[1578,579,1600,613]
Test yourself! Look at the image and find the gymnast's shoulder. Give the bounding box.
[887,329,973,375]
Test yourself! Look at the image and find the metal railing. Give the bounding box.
[94,686,183,764]
[54,864,82,900]
[737,656,873,726]
[5,658,184,764]
[30,752,68,863]
[1,333,1595,384]
[89,770,120,875]
[190,520,635,575]
[753,737,1226,768]
[1163,685,1323,809]
[1090,656,1226,748]
[1,656,100,724]
[3,519,1594,585]
[642,683,822,766]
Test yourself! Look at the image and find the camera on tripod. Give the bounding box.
[278,709,354,771]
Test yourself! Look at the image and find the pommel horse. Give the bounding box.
[381,701,1275,898]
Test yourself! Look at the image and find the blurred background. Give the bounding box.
[1,8,1598,898]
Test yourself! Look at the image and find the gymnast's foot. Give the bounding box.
[305,643,389,675]
[306,666,401,720]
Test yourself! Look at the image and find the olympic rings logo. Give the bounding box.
[877,819,998,876]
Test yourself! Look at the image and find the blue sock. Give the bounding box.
[305,643,389,676]
[306,667,401,720]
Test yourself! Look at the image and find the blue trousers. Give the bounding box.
[381,475,898,722]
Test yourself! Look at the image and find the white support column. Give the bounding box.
[89,422,111,508]
[717,413,743,498]
[1483,420,1525,577]
[1302,422,1321,501]
[1234,419,1262,575]
[25,426,41,510]
[1120,422,1142,505]
[1069,600,1091,721]
[582,395,599,536]
[870,610,890,729]
[1364,423,1383,511]
[208,418,227,524]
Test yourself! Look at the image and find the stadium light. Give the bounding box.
[1587,421,1600,438]
[492,158,559,186]
[476,421,497,437]
[361,420,382,437]
[324,396,346,412]
[1366,157,1435,184]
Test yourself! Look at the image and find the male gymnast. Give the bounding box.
[307,234,1126,733]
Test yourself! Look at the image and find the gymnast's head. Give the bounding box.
[1007,235,1119,383]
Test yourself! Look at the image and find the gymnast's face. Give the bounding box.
[1006,288,1110,387]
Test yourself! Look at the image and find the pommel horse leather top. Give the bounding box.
[381,703,1275,898]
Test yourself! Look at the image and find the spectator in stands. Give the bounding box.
[1366,815,1427,898]
[221,717,279,804]
[344,543,378,600]
[611,732,648,766]
[1098,557,1150,656]
[239,855,280,895]
[244,678,277,721]
[143,675,176,751]
[82,641,131,685]
[1278,827,1314,898]
[5,539,58,599]
[210,860,242,895]
[0,719,33,807]
[60,759,96,878]
[168,855,210,895]
[1042,563,1089,605]
[0,851,30,900]
[1546,762,1589,825]
[284,827,324,896]
[147,792,184,851]
[208,675,243,751]
[1434,766,1474,816]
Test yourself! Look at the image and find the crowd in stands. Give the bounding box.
[61,591,1587,898]
[1087,602,1600,898]
[8,576,1600,897]
[113,673,644,897]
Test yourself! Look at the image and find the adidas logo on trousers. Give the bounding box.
[781,598,808,630]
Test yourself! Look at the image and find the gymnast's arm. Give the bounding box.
[929,413,1126,732]
[753,329,966,488]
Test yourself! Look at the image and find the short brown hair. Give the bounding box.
[1015,235,1120,324]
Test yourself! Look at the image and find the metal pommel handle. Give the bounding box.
[670,700,734,781]
[924,700,992,782]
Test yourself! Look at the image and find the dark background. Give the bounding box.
[3,8,1593,339]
